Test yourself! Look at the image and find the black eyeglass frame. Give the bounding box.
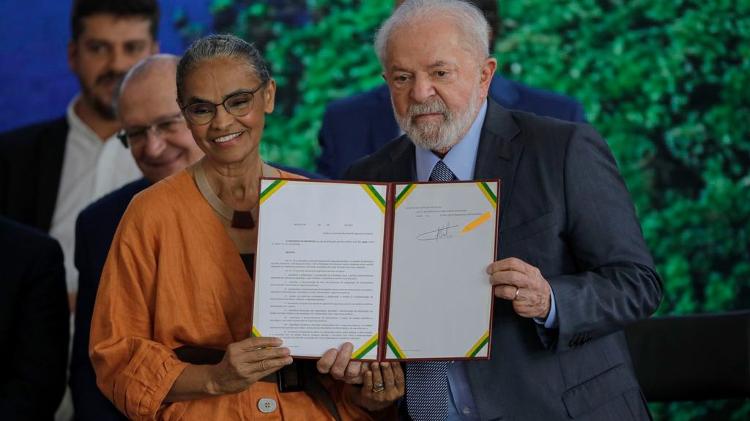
[180,81,268,126]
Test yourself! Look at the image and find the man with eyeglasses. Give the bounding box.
[70,54,203,421]
[115,56,203,183]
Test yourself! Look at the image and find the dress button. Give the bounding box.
[462,406,472,415]
[258,398,277,413]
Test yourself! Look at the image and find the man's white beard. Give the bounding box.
[394,89,480,152]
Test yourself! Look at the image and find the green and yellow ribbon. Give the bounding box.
[395,184,416,209]
[352,333,379,359]
[465,331,489,358]
[361,184,386,213]
[259,179,287,206]
[386,332,406,359]
[477,182,497,208]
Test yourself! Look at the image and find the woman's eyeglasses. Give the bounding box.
[181,81,267,125]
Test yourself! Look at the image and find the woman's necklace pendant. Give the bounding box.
[231,211,255,229]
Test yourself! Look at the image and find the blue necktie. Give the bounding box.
[428,159,457,182]
[405,159,455,421]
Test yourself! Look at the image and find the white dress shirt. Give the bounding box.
[48,96,141,292]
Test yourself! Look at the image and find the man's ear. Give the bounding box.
[150,41,160,54]
[480,57,497,96]
[481,57,497,85]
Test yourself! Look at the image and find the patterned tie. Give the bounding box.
[405,159,455,421]
[428,159,457,182]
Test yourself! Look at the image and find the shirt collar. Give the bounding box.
[66,94,116,144]
[415,99,487,181]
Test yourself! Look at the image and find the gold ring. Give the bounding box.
[372,382,385,393]
[260,360,267,371]
[513,287,520,300]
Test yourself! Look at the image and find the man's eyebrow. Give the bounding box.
[388,64,411,73]
[84,38,110,45]
[427,60,456,69]
[123,113,181,130]
[388,61,457,72]
[154,112,183,123]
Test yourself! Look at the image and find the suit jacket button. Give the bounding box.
[258,398,277,413]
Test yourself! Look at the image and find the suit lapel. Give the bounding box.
[36,117,68,231]
[373,85,401,151]
[386,136,417,181]
[468,102,525,420]
[474,100,523,236]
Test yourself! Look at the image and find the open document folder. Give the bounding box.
[252,178,499,361]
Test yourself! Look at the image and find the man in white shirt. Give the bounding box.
[0,0,160,308]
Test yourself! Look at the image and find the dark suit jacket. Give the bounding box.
[345,100,662,420]
[0,216,69,420]
[317,75,586,178]
[0,117,68,232]
[70,178,149,421]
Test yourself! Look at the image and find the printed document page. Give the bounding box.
[253,180,387,359]
[385,182,497,360]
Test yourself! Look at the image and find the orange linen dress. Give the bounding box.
[90,169,371,421]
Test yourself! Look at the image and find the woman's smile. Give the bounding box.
[211,130,244,145]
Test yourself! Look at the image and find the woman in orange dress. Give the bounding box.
[90,34,403,420]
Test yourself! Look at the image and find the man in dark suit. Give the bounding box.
[0,0,160,310]
[70,54,204,420]
[316,0,585,179]
[0,216,69,420]
[329,1,662,419]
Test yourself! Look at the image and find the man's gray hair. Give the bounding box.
[176,34,270,104]
[114,54,180,117]
[374,0,490,67]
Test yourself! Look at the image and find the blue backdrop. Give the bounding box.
[0,0,212,133]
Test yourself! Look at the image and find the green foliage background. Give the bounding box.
[183,0,750,419]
